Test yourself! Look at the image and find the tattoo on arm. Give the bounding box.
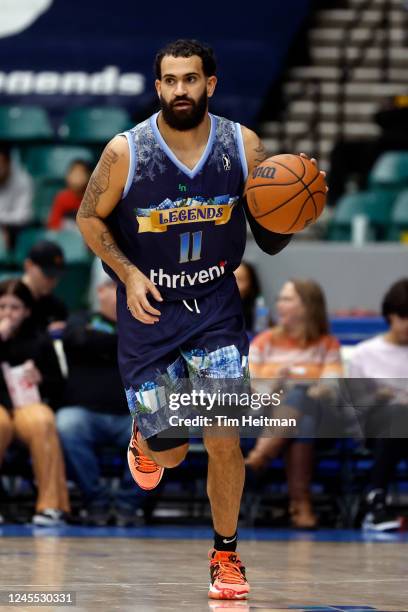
[100,230,132,268]
[77,147,119,218]
[254,139,267,165]
[77,146,132,274]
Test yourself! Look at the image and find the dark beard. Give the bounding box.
[160,89,208,131]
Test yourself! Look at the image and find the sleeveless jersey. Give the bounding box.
[104,112,248,300]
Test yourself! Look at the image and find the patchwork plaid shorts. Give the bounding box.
[116,275,249,439]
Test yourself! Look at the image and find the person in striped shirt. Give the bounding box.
[246,279,343,529]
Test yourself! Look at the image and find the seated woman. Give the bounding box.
[0,279,69,525]
[246,279,343,529]
[234,261,269,338]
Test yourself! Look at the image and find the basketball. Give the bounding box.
[245,154,327,234]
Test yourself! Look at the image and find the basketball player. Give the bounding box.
[77,39,326,600]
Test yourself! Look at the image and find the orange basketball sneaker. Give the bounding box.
[208,549,250,600]
[127,421,164,490]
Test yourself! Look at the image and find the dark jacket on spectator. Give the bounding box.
[31,294,68,330]
[0,322,63,410]
[61,312,128,415]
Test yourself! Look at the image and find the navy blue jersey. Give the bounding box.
[104,112,248,300]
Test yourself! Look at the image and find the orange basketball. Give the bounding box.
[245,154,327,234]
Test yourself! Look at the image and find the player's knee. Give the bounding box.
[151,442,189,468]
[204,435,240,458]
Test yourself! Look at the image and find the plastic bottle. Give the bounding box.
[253,296,269,334]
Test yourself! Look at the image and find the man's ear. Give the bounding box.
[155,79,161,99]
[207,75,217,98]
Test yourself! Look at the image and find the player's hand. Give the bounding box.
[299,152,329,194]
[124,267,163,324]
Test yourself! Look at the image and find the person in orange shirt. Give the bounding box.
[246,279,343,528]
[47,160,92,231]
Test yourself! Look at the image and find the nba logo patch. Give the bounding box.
[222,153,231,171]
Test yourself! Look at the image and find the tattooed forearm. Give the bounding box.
[100,230,132,268]
[77,147,119,219]
[254,139,267,165]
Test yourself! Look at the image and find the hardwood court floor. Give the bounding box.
[0,528,406,611]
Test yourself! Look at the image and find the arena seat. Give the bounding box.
[387,189,408,241]
[45,229,90,263]
[369,151,408,190]
[14,228,89,265]
[0,106,53,141]
[23,145,94,179]
[0,233,10,267]
[14,228,47,265]
[59,107,132,143]
[55,262,92,310]
[32,178,65,224]
[327,191,394,241]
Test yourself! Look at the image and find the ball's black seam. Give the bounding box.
[285,190,325,232]
[250,170,323,219]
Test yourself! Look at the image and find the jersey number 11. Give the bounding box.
[179,231,203,263]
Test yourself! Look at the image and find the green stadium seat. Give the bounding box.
[0,233,10,267]
[32,178,65,224]
[388,189,408,241]
[59,107,131,143]
[369,151,408,189]
[23,145,94,179]
[327,191,395,241]
[55,262,91,310]
[0,106,53,141]
[45,230,90,264]
[15,228,90,266]
[14,228,47,265]
[0,271,19,283]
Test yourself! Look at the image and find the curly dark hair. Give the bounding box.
[154,39,216,79]
[382,278,408,322]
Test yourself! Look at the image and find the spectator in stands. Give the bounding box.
[21,240,68,332]
[56,272,148,526]
[0,279,69,525]
[349,278,408,532]
[246,279,343,529]
[47,160,92,231]
[234,261,261,335]
[0,142,34,250]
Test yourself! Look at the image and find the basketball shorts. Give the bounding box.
[116,274,250,441]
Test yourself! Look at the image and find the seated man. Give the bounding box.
[21,240,68,333]
[56,273,148,526]
[349,278,408,531]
